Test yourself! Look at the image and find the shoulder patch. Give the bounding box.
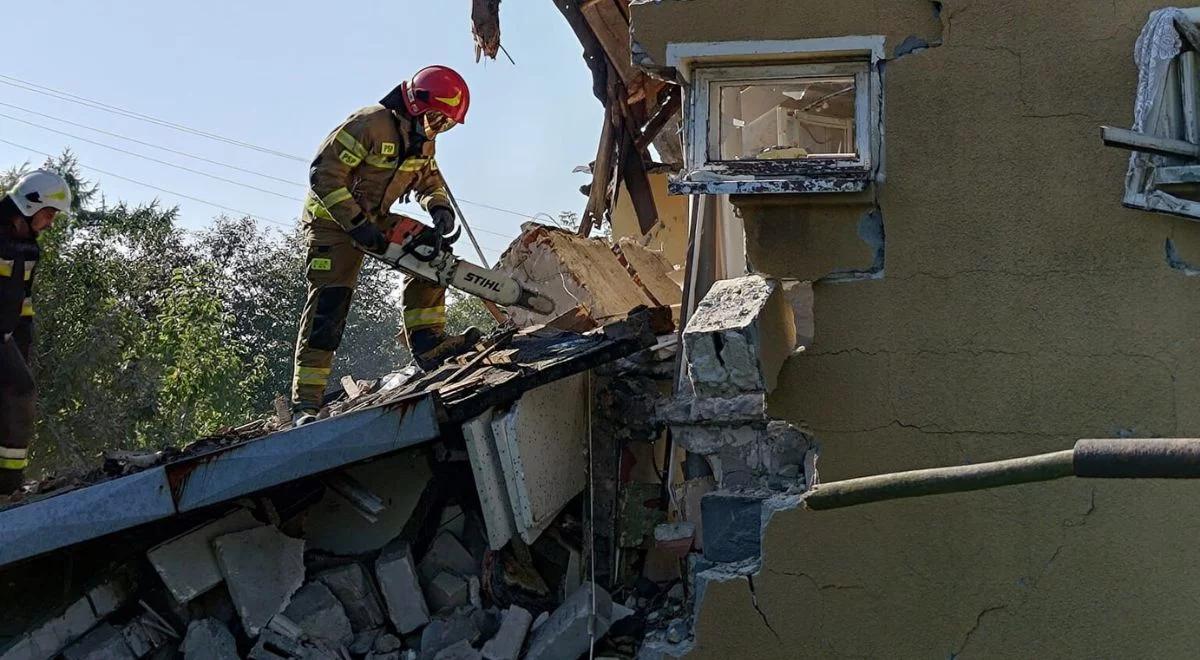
[381,142,397,156]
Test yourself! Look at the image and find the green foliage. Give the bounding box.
[445,290,498,336]
[9,151,482,474]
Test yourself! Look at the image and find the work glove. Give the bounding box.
[347,220,387,253]
[432,207,458,244]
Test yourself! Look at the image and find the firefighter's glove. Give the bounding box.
[348,221,387,254]
[432,207,458,244]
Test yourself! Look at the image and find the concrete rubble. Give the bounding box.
[0,291,716,659]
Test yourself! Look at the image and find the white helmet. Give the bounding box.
[7,169,72,218]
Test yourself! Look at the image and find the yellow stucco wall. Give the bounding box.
[632,0,1200,657]
[612,172,691,267]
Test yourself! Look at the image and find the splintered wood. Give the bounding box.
[496,225,681,327]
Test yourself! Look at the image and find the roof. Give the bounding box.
[0,311,661,568]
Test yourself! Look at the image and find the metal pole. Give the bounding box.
[439,181,507,324]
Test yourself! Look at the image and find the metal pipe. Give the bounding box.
[805,438,1200,511]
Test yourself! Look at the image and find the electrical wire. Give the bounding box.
[0,72,550,221]
[0,136,296,229]
[0,113,303,202]
[0,74,308,162]
[0,100,305,187]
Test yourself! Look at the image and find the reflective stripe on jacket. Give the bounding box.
[306,105,452,231]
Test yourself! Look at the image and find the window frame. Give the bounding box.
[667,38,885,196]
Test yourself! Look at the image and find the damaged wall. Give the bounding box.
[632,0,1200,657]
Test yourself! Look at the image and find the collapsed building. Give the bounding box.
[0,224,815,659]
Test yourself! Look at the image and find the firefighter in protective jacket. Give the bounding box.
[0,170,71,493]
[292,66,476,424]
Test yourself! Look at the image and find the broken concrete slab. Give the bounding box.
[418,532,479,586]
[305,451,432,555]
[146,508,262,604]
[350,629,382,655]
[432,640,481,660]
[61,623,135,660]
[315,563,386,632]
[700,492,763,563]
[182,618,238,660]
[247,628,305,660]
[87,567,136,619]
[439,505,466,540]
[682,275,797,396]
[523,583,614,660]
[614,237,683,310]
[375,633,402,653]
[480,605,533,660]
[0,596,97,660]
[427,572,470,613]
[212,525,306,637]
[282,582,354,647]
[376,542,430,634]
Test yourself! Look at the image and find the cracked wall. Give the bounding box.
[632,0,1200,657]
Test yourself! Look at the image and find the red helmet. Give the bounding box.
[400,66,470,125]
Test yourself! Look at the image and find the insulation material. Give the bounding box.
[490,373,589,544]
[462,409,519,550]
[498,225,656,327]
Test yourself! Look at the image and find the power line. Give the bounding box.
[0,136,296,229]
[0,100,306,188]
[0,72,548,226]
[0,74,307,162]
[0,113,304,202]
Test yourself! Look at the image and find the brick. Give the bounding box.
[376,542,430,634]
[523,583,613,660]
[426,572,470,613]
[282,582,353,647]
[683,275,797,396]
[480,606,533,660]
[315,563,386,631]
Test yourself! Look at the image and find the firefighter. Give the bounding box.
[292,65,479,425]
[0,170,71,493]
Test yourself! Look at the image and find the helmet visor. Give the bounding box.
[424,112,457,136]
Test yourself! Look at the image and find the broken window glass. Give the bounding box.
[714,77,858,161]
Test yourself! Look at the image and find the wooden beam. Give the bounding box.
[621,128,659,235]
[1183,51,1200,144]
[553,0,609,104]
[1101,125,1200,159]
[579,100,619,237]
[579,0,643,92]
[635,86,682,152]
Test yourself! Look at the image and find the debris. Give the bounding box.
[439,504,466,540]
[247,628,305,660]
[530,611,548,632]
[682,275,797,396]
[469,576,483,610]
[614,238,683,310]
[618,482,666,548]
[212,525,306,637]
[322,471,386,523]
[497,225,659,327]
[480,605,533,660]
[282,582,354,647]
[462,411,519,550]
[182,619,238,660]
[120,610,177,657]
[419,611,482,660]
[418,532,479,585]
[61,623,136,660]
[482,545,555,613]
[376,542,431,634]
[653,522,696,558]
[433,640,482,660]
[306,453,432,555]
[0,596,98,659]
[146,508,262,604]
[315,563,387,632]
[427,572,471,613]
[666,619,689,644]
[350,629,383,655]
[87,567,137,619]
[700,492,763,563]
[375,633,403,653]
[523,583,614,660]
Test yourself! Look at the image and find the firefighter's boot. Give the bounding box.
[412,327,483,371]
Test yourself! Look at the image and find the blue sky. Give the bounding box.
[0,2,602,261]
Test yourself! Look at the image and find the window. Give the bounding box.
[666,38,884,196]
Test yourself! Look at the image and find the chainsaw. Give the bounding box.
[368,215,555,316]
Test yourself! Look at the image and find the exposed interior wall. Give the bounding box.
[632,0,1200,657]
[612,172,691,266]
